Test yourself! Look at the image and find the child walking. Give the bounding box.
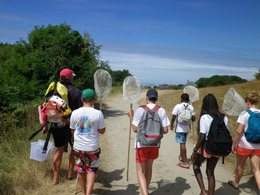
[171,93,195,168]
[70,89,106,195]
[191,94,229,195]
[228,91,260,191]
[128,89,170,195]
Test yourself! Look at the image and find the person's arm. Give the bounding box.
[128,110,138,133]
[71,129,75,135]
[170,115,176,130]
[163,126,168,134]
[42,124,48,135]
[231,123,244,154]
[98,128,106,134]
[191,133,206,163]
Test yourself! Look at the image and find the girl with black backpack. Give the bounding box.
[191,94,229,195]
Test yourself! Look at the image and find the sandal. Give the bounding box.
[176,162,189,169]
[228,180,239,189]
[178,155,183,162]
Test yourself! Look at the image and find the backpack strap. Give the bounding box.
[248,110,253,115]
[42,130,52,153]
[140,105,160,112]
[152,105,160,112]
[28,126,45,141]
[140,105,149,110]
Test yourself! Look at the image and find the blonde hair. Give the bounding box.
[245,90,259,105]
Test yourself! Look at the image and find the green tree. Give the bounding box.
[254,69,260,80]
[0,23,111,111]
[195,75,247,88]
[111,69,132,86]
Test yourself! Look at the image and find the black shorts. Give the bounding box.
[51,125,73,148]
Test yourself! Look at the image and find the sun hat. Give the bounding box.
[60,68,76,78]
[82,89,96,99]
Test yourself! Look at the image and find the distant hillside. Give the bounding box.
[195,75,247,88]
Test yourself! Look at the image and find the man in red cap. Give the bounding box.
[43,68,83,184]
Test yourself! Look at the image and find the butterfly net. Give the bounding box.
[123,76,141,104]
[183,86,199,103]
[94,69,112,102]
[222,88,247,116]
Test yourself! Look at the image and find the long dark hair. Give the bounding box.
[197,94,221,135]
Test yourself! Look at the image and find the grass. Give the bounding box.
[157,79,260,174]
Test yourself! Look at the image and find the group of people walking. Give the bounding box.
[128,88,260,195]
[41,68,260,195]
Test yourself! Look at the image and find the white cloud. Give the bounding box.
[100,50,257,85]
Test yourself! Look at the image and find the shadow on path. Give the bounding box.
[94,103,126,118]
[96,168,124,188]
[215,176,259,195]
[93,184,139,195]
[150,177,191,195]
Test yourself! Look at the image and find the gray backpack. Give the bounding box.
[177,104,192,125]
[137,105,163,145]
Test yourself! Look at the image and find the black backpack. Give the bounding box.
[204,113,232,157]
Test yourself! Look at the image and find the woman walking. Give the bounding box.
[228,91,260,191]
[191,94,229,195]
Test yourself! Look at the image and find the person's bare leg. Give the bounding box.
[86,172,96,195]
[180,143,188,165]
[136,162,148,195]
[233,154,248,187]
[68,147,76,178]
[145,159,154,189]
[193,154,207,195]
[206,157,219,195]
[78,172,86,195]
[53,146,64,184]
[250,153,260,191]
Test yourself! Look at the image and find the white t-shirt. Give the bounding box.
[172,103,195,133]
[70,107,105,151]
[132,104,170,148]
[199,114,229,140]
[237,108,260,149]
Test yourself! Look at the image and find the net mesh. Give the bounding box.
[222,88,247,116]
[123,76,141,104]
[183,86,199,103]
[94,69,112,102]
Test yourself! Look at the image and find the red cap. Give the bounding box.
[60,69,76,78]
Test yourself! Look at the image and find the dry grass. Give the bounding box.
[157,79,260,174]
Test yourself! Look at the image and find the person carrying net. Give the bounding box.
[228,91,260,191]
[128,89,169,195]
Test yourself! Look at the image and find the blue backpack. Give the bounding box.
[245,110,260,143]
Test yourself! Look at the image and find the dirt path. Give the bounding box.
[90,92,257,195]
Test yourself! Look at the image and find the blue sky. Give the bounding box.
[1,0,259,85]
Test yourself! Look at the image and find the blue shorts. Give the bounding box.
[175,133,187,144]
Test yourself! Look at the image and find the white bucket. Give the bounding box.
[30,139,55,161]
